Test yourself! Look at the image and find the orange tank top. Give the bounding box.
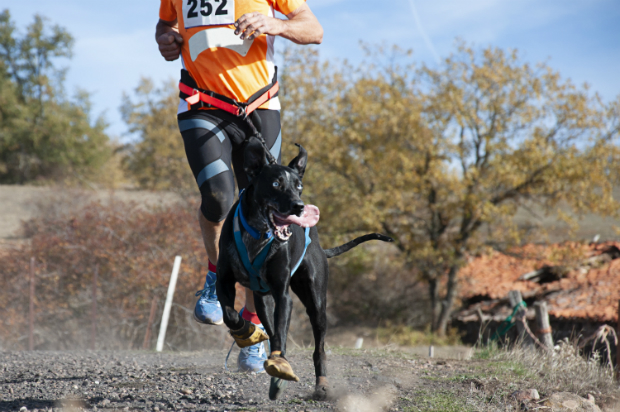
[159,0,305,113]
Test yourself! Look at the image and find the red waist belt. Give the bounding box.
[178,81,279,117]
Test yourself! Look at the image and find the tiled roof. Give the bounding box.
[457,242,620,322]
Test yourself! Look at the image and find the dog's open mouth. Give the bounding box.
[268,205,320,241]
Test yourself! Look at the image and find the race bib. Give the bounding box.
[189,28,254,59]
[183,0,235,28]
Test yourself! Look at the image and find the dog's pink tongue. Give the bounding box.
[280,205,320,228]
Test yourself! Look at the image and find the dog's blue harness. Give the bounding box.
[233,191,311,293]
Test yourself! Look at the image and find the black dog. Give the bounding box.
[216,136,392,399]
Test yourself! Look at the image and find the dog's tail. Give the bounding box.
[323,233,393,258]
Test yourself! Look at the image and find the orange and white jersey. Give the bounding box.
[160,0,305,113]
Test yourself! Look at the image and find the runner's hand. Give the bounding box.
[235,13,284,40]
[157,32,183,61]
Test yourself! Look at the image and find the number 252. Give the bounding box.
[187,0,228,18]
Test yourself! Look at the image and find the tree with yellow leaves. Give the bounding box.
[280,44,620,335]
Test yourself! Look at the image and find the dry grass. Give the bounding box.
[0,192,241,351]
[322,341,619,411]
[476,338,618,398]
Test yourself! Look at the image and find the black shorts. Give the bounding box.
[178,109,281,222]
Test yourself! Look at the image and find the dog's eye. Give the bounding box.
[272,181,280,188]
[297,183,303,190]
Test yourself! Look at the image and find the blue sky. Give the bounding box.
[8,0,620,139]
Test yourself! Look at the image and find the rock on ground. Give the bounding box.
[544,392,602,412]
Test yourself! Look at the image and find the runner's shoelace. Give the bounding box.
[194,273,218,302]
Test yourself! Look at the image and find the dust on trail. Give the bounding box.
[336,387,396,412]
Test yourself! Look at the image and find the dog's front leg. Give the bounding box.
[268,282,293,355]
[262,278,299,382]
[253,292,276,339]
[216,263,268,348]
[215,270,243,330]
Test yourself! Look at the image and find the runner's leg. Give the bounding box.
[179,113,236,325]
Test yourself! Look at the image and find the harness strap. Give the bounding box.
[179,82,242,115]
[291,227,312,276]
[238,190,272,240]
[233,202,312,293]
[234,205,273,293]
[245,82,279,115]
[179,68,278,116]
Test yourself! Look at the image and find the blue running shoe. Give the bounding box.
[193,271,223,325]
[237,309,268,373]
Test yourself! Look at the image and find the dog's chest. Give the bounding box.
[243,232,271,262]
[225,234,280,288]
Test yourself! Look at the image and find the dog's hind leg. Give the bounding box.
[290,268,329,400]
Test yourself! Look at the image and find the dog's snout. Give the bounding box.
[291,200,305,216]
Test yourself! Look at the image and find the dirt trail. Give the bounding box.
[5,347,618,411]
[1,348,499,412]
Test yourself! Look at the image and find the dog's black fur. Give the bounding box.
[215,136,392,399]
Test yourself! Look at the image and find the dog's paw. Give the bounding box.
[312,376,329,400]
[229,323,269,348]
[264,355,299,382]
[312,385,329,401]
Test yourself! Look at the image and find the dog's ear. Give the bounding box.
[288,143,308,179]
[244,136,267,179]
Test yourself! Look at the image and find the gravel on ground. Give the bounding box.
[0,348,481,412]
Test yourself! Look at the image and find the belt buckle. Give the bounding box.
[237,105,246,118]
[185,88,201,110]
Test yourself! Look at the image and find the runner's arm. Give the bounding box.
[156,19,184,61]
[235,3,323,44]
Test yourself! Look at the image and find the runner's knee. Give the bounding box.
[199,173,235,222]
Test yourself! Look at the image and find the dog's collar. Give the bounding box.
[238,189,273,240]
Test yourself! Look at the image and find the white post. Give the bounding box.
[156,256,182,352]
